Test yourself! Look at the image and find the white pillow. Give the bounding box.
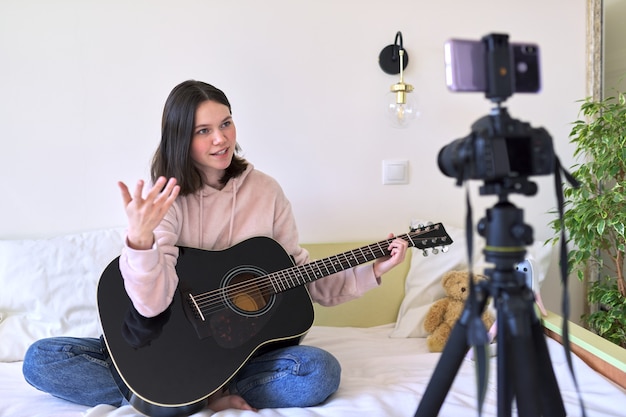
[390,220,553,338]
[0,228,125,362]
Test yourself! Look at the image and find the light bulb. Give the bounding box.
[386,87,418,128]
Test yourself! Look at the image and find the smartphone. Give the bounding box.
[444,38,541,93]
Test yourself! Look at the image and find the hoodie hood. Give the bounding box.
[196,164,254,248]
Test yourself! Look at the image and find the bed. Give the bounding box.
[1,225,625,417]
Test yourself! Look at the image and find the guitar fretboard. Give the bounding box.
[265,225,449,293]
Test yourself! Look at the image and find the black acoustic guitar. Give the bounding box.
[97,223,452,417]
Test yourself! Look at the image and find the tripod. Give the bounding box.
[414,183,566,417]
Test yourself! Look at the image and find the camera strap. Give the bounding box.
[463,182,490,416]
[553,156,587,417]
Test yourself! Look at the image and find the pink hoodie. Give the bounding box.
[119,164,380,317]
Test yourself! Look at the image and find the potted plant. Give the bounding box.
[548,92,626,348]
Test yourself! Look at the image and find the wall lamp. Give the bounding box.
[379,31,418,128]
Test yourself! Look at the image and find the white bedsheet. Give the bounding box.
[1,325,624,417]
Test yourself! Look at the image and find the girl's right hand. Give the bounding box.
[118,177,180,250]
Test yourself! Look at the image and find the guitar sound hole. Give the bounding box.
[223,269,275,317]
[229,273,267,311]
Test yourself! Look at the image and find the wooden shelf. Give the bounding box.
[542,310,626,390]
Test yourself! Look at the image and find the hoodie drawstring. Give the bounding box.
[228,179,237,247]
[199,191,204,248]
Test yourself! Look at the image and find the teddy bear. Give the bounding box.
[423,270,495,352]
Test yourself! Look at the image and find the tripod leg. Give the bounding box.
[494,283,547,417]
[530,311,566,416]
[496,313,514,417]
[505,300,543,417]
[414,317,469,417]
[499,287,566,417]
[415,279,492,417]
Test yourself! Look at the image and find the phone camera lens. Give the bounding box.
[517,62,529,73]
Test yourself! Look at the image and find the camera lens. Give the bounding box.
[520,45,536,55]
[516,62,529,74]
[437,137,473,179]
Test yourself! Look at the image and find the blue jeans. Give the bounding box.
[228,345,341,408]
[22,337,125,407]
[22,337,341,409]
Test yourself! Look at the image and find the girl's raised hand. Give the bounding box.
[118,177,180,250]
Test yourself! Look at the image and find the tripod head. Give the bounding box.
[477,194,532,274]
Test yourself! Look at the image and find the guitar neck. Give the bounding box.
[267,223,450,294]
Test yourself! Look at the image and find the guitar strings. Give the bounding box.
[190,233,447,316]
[188,229,448,317]
[196,237,392,301]
[190,234,445,317]
[190,237,400,315]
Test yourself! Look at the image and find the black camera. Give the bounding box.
[438,33,554,189]
[437,108,554,182]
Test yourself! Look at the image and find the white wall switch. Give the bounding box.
[382,159,409,185]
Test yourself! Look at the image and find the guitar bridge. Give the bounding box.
[181,291,212,340]
[188,293,205,321]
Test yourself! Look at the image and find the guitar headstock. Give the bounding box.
[407,222,454,256]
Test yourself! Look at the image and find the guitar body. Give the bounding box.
[98,223,452,417]
[98,237,313,417]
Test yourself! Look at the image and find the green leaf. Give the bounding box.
[557,92,626,347]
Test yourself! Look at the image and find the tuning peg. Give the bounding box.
[441,246,449,253]
[422,249,429,257]
[431,248,439,255]
[410,220,435,231]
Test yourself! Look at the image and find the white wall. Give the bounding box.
[0,0,586,241]
[1,1,587,316]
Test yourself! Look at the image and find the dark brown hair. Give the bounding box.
[150,80,248,195]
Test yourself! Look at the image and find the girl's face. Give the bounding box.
[190,100,236,187]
